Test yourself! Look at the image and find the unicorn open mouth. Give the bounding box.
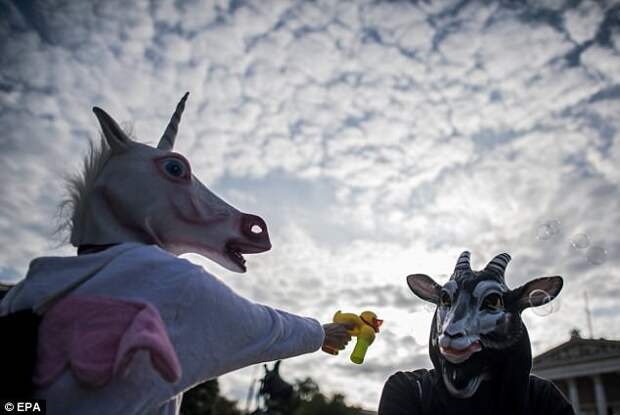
[226,245,248,271]
[440,340,482,364]
[224,218,271,273]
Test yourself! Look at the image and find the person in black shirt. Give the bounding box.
[379,252,574,415]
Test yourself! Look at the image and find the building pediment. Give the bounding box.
[533,337,620,370]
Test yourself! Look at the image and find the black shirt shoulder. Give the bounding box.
[527,375,575,415]
[378,370,430,415]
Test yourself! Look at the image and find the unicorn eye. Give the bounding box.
[440,291,452,307]
[155,155,192,182]
[164,159,186,178]
[482,293,504,311]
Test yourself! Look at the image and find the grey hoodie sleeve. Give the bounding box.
[168,267,325,393]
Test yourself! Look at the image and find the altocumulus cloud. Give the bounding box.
[1,0,619,410]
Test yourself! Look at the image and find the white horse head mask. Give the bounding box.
[69,93,271,272]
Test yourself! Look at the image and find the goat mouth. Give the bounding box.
[442,368,484,399]
[441,356,489,399]
[440,340,482,364]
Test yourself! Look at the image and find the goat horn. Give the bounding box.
[484,253,511,275]
[158,92,189,150]
[454,251,471,271]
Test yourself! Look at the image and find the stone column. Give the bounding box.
[592,374,606,415]
[567,378,580,415]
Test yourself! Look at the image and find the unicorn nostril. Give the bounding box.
[240,214,270,247]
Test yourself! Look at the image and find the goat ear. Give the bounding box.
[407,274,441,304]
[509,276,563,311]
[92,107,131,153]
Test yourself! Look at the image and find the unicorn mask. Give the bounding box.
[406,252,563,399]
[68,93,271,272]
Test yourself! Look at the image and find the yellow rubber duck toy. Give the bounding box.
[324,310,383,364]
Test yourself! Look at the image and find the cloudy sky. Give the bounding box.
[1,0,619,410]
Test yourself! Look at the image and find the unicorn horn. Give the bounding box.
[158,92,189,150]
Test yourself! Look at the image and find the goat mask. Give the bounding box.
[407,252,563,404]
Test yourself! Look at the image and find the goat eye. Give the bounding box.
[164,159,186,178]
[482,293,504,311]
[440,291,452,307]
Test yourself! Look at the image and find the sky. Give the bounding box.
[1,0,619,410]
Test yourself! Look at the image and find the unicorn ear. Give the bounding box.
[92,107,131,153]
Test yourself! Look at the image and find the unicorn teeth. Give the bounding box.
[226,247,247,270]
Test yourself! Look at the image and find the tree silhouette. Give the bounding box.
[180,375,364,415]
[181,379,242,415]
[293,377,362,415]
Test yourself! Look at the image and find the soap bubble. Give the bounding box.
[547,219,561,235]
[586,245,607,265]
[528,289,560,316]
[536,219,561,241]
[569,233,590,250]
[536,224,554,240]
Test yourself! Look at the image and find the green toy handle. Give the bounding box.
[350,337,370,364]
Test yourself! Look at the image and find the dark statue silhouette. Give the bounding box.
[251,360,299,415]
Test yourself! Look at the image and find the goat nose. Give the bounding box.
[444,327,466,338]
[240,214,271,250]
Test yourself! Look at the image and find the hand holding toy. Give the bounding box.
[322,310,383,364]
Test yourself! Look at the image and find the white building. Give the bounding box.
[532,330,620,415]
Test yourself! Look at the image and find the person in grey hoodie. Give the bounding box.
[0,94,351,414]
